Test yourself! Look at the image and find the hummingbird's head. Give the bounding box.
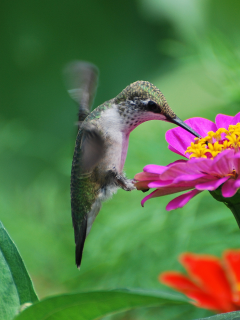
[115,81,200,138]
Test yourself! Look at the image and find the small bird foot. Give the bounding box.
[107,170,136,191]
[119,178,136,191]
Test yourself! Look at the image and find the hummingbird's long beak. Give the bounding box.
[170,116,201,138]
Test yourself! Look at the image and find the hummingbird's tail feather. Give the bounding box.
[75,216,87,268]
[63,61,99,124]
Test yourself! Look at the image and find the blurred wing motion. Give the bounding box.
[64,61,99,124]
[66,61,104,267]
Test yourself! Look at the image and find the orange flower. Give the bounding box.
[159,250,240,313]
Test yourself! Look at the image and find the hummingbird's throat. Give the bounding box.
[185,123,240,159]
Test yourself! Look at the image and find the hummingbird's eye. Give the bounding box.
[148,100,159,112]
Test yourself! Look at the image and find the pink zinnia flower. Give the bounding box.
[159,250,240,313]
[135,113,240,211]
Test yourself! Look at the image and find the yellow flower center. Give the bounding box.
[185,123,240,159]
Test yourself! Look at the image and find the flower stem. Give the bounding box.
[210,188,240,228]
[224,202,240,228]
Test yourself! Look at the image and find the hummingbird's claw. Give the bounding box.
[122,179,136,191]
[117,176,136,191]
[107,170,136,191]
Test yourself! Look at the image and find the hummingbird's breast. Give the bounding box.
[98,105,130,174]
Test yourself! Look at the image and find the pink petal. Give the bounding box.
[210,149,235,176]
[160,161,197,181]
[230,112,240,125]
[149,176,214,192]
[135,180,151,190]
[135,172,160,181]
[184,118,217,137]
[222,179,238,198]
[234,176,240,188]
[174,174,207,184]
[148,180,173,188]
[141,190,159,206]
[160,158,215,182]
[233,152,240,174]
[166,189,202,211]
[153,177,214,190]
[168,144,187,157]
[195,176,229,191]
[188,157,213,173]
[143,164,168,174]
[166,128,192,158]
[166,118,217,158]
[143,161,185,175]
[168,159,187,166]
[142,186,194,204]
[215,114,233,129]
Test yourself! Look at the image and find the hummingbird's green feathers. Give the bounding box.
[115,80,176,119]
[71,126,105,267]
[64,61,99,123]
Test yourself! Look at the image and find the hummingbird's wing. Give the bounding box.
[80,126,106,172]
[64,61,99,124]
[71,125,105,267]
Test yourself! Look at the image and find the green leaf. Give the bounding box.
[196,310,240,320]
[14,289,189,320]
[0,221,38,320]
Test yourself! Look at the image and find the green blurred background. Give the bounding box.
[1,0,240,319]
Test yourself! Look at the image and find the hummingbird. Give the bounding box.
[65,61,201,268]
